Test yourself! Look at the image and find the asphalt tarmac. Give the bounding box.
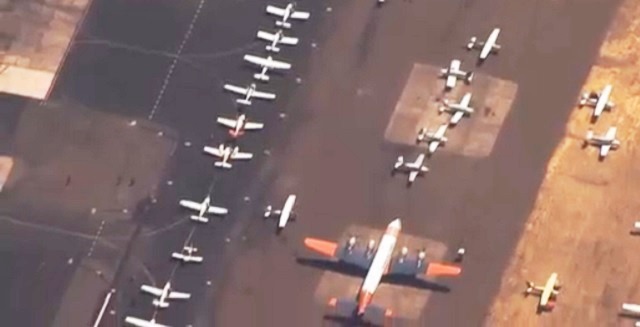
[0,0,622,325]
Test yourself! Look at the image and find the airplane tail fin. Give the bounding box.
[236,98,252,106]
[264,205,273,218]
[466,37,477,50]
[214,161,232,169]
[190,215,209,223]
[254,73,270,81]
[266,45,280,53]
[393,156,404,169]
[524,281,535,295]
[465,72,474,84]
[416,128,427,143]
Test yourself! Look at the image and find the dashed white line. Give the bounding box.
[148,0,207,120]
[87,220,106,257]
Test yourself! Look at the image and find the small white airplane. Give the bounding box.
[584,126,620,159]
[467,28,501,62]
[140,281,190,309]
[416,124,448,155]
[217,114,264,138]
[257,29,299,53]
[179,195,228,223]
[203,144,253,169]
[171,243,203,263]
[524,273,560,311]
[621,303,640,326]
[439,59,474,89]
[392,153,428,184]
[439,92,474,125]
[264,194,297,232]
[124,316,170,327]
[266,2,310,29]
[243,54,292,82]
[223,82,276,106]
[578,84,614,120]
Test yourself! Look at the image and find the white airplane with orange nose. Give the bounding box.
[304,218,462,324]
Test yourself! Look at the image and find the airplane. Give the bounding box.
[466,28,501,62]
[243,54,292,82]
[304,218,461,324]
[524,272,561,311]
[439,92,474,125]
[621,303,640,326]
[223,82,276,106]
[584,126,620,159]
[257,29,299,53]
[392,153,428,184]
[171,243,203,263]
[578,84,614,120]
[203,143,253,169]
[264,194,297,233]
[439,59,474,90]
[124,316,170,327]
[179,195,228,223]
[140,281,190,309]
[265,2,310,29]
[217,113,264,138]
[416,124,448,155]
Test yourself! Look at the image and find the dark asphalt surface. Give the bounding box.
[0,0,623,325]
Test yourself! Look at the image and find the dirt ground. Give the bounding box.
[485,1,640,326]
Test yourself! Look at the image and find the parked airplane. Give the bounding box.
[439,92,474,125]
[579,84,614,120]
[171,243,203,263]
[416,124,448,155]
[257,29,299,53]
[124,316,170,327]
[621,303,640,326]
[264,194,297,233]
[467,28,501,62]
[223,82,276,106]
[304,218,461,324]
[243,54,292,81]
[524,273,560,311]
[203,143,253,169]
[439,59,474,89]
[584,126,620,159]
[392,153,428,185]
[140,281,190,309]
[179,195,228,223]
[217,114,264,138]
[266,2,310,29]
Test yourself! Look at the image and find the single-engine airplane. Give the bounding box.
[440,59,474,90]
[203,143,253,169]
[257,29,299,53]
[578,84,614,120]
[243,54,292,82]
[584,126,620,159]
[223,82,276,106]
[179,195,228,223]
[524,273,561,312]
[217,113,264,138]
[266,2,310,29]
[264,194,297,233]
[467,28,501,62]
[140,281,190,309]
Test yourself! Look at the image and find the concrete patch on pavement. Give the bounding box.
[384,63,518,158]
[313,223,449,320]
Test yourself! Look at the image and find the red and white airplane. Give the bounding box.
[217,113,264,138]
[304,218,461,323]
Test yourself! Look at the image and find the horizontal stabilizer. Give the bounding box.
[425,262,462,277]
[214,161,232,169]
[190,215,209,223]
[304,237,338,257]
[236,98,252,106]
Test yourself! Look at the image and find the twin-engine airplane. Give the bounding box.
[243,54,292,82]
[264,194,297,233]
[439,92,474,125]
[466,28,501,62]
[416,124,448,155]
[584,126,620,159]
[266,2,310,29]
[304,219,461,324]
[140,281,190,309]
[578,84,614,120]
[171,243,203,263]
[203,143,253,169]
[217,114,264,138]
[223,82,276,106]
[257,29,299,53]
[440,59,474,90]
[393,153,428,184]
[524,272,561,312]
[179,195,228,223]
[124,316,170,327]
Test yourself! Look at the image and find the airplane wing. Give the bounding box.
[450,59,461,71]
[290,10,310,20]
[408,170,419,182]
[223,84,248,95]
[140,285,163,297]
[428,141,440,154]
[179,200,203,212]
[386,254,461,278]
[435,124,447,138]
[605,126,617,139]
[125,317,170,327]
[266,5,286,17]
[256,30,277,42]
[600,144,611,157]
[251,90,276,100]
[540,273,558,306]
[203,146,223,157]
[459,93,472,107]
[450,111,464,124]
[230,151,253,160]
[216,117,237,128]
[280,36,299,45]
[207,205,228,215]
[304,238,373,272]
[243,122,264,130]
[168,290,191,300]
[243,54,291,70]
[266,57,291,70]
[446,75,456,88]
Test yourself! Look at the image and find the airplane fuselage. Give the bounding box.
[244,85,256,101]
[199,197,210,218]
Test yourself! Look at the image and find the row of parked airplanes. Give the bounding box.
[123,3,310,327]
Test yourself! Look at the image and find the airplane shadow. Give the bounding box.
[322,314,384,327]
[296,257,451,293]
[617,312,640,319]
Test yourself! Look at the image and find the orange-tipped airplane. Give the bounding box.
[304,218,461,324]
